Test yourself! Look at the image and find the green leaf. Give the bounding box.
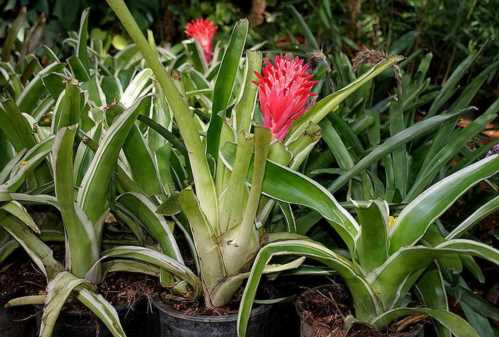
[1,201,39,233]
[123,125,162,196]
[0,213,62,280]
[97,245,201,296]
[372,307,479,337]
[288,5,319,50]
[120,68,152,108]
[77,98,144,224]
[4,141,52,192]
[137,115,188,156]
[77,9,91,70]
[206,19,248,162]
[2,6,27,62]
[53,126,98,277]
[116,192,183,262]
[373,240,499,309]
[219,134,253,232]
[0,99,37,151]
[40,272,90,337]
[16,62,64,114]
[0,238,19,263]
[427,52,478,117]
[238,240,379,337]
[235,51,262,134]
[184,40,207,73]
[278,202,296,233]
[390,155,499,252]
[74,124,102,185]
[0,191,58,209]
[416,265,451,337]
[101,259,160,279]
[447,194,499,240]
[437,239,499,266]
[75,287,126,337]
[52,80,82,133]
[354,200,389,272]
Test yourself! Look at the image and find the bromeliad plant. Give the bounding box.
[237,153,499,337]
[106,0,400,312]
[0,10,199,337]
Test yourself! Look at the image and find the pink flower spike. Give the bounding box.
[254,55,317,141]
[185,18,218,63]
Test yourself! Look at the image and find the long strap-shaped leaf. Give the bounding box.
[447,194,499,240]
[0,191,58,209]
[436,239,499,264]
[416,265,451,337]
[354,200,389,272]
[40,272,90,337]
[0,99,37,151]
[390,155,499,252]
[101,259,160,279]
[1,201,39,233]
[16,62,64,114]
[28,250,129,337]
[96,245,201,297]
[77,98,144,224]
[106,0,218,226]
[53,126,98,277]
[120,68,152,108]
[264,162,359,251]
[371,241,499,309]
[75,287,127,337]
[206,19,248,161]
[238,240,380,337]
[372,307,479,337]
[0,213,62,280]
[116,192,183,263]
[234,51,261,134]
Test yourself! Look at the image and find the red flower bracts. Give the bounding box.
[255,56,317,140]
[185,18,217,63]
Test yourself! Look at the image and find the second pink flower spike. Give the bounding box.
[185,18,218,63]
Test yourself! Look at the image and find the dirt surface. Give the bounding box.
[296,283,427,337]
[98,272,160,307]
[0,253,46,303]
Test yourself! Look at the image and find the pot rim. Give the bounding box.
[152,295,272,323]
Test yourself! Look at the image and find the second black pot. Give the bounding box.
[153,298,273,337]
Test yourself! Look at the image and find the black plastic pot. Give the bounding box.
[40,299,156,337]
[153,298,273,337]
[0,295,37,337]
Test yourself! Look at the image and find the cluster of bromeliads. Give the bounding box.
[0,0,498,337]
